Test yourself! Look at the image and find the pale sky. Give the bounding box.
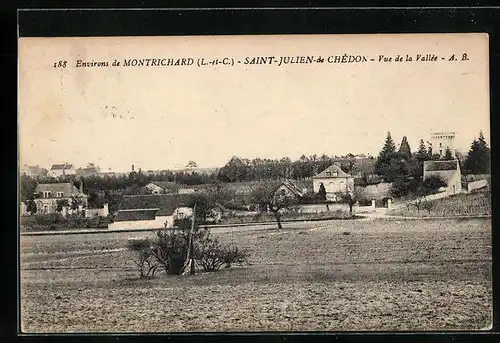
[18,34,490,173]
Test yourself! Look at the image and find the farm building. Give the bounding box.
[108,194,195,230]
[313,164,355,201]
[423,159,462,195]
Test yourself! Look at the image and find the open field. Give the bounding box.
[20,218,492,332]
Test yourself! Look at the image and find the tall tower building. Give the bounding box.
[430,132,456,158]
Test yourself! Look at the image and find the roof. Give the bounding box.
[118,194,195,216]
[35,183,86,197]
[50,163,74,170]
[423,160,459,172]
[22,165,43,174]
[313,164,352,178]
[113,209,159,222]
[279,180,304,197]
[148,181,182,191]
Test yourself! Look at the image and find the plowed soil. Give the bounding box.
[20,218,492,332]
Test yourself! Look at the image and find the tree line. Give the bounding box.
[374,131,490,198]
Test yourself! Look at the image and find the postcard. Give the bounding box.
[19,33,492,332]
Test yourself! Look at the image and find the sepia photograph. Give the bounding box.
[18,33,492,332]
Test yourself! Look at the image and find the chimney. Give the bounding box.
[132,164,135,172]
[79,177,84,193]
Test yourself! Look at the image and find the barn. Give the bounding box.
[108,194,194,230]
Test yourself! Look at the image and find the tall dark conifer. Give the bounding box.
[465,131,491,174]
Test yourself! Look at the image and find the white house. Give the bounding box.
[47,163,76,178]
[108,194,195,230]
[423,159,462,195]
[312,164,355,201]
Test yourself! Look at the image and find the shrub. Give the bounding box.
[193,231,248,272]
[126,221,248,277]
[127,238,160,278]
[422,175,447,193]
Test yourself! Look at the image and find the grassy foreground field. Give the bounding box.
[20,218,492,332]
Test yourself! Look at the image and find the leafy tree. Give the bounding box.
[26,200,37,214]
[443,147,453,160]
[318,183,327,201]
[422,175,447,193]
[56,199,69,213]
[465,131,491,174]
[20,175,37,202]
[335,187,367,216]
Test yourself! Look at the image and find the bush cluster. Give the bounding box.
[20,214,113,231]
[127,221,248,278]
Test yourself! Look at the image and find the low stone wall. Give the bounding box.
[466,179,488,193]
[297,203,349,213]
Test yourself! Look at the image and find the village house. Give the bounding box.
[33,182,88,214]
[423,159,462,195]
[47,163,76,178]
[108,194,195,230]
[274,180,305,200]
[144,181,182,195]
[313,164,355,201]
[76,163,101,177]
[21,165,47,178]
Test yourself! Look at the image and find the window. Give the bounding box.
[57,192,63,197]
[281,189,286,195]
[326,172,331,176]
[333,172,338,176]
[439,143,442,148]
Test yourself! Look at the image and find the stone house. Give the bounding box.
[47,163,76,178]
[33,182,88,214]
[312,164,355,201]
[108,194,195,230]
[423,159,462,195]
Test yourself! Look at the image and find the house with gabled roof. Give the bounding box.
[108,194,195,230]
[144,181,182,195]
[274,180,305,200]
[313,164,355,201]
[423,159,462,195]
[21,164,47,178]
[34,182,88,214]
[47,163,76,178]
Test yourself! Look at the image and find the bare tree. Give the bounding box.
[335,186,366,216]
[251,182,299,229]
